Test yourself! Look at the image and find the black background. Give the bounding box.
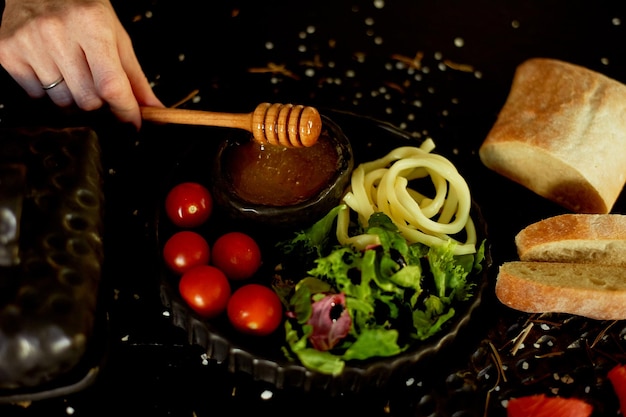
[0,1,625,416]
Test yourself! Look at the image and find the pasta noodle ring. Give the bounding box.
[337,143,476,255]
[382,156,470,234]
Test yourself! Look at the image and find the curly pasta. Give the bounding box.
[337,140,476,255]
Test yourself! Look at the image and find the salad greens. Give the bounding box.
[274,204,486,376]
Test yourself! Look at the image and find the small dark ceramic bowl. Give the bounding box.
[210,115,354,230]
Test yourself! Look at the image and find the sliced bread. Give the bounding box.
[479,58,626,214]
[495,261,626,320]
[515,213,626,266]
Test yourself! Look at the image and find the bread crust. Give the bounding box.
[479,58,626,213]
[515,214,626,266]
[495,261,626,320]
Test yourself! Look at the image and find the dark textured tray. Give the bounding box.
[0,127,106,403]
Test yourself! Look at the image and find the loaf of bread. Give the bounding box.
[515,214,626,266]
[479,58,626,214]
[495,261,626,320]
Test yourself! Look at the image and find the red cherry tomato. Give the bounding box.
[609,364,626,416]
[507,394,592,417]
[211,232,262,280]
[179,265,231,318]
[165,182,213,228]
[227,284,282,336]
[163,230,210,275]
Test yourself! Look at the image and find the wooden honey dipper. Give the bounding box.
[140,103,322,147]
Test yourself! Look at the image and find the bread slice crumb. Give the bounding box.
[495,261,626,320]
[515,214,626,266]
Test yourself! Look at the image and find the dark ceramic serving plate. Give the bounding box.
[155,110,493,394]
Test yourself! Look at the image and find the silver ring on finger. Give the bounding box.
[42,76,64,90]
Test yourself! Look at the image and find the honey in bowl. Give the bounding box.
[224,133,339,206]
[211,115,354,229]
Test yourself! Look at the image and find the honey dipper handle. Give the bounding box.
[140,103,323,148]
[140,107,251,130]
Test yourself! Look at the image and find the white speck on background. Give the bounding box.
[454,37,465,47]
[260,390,274,400]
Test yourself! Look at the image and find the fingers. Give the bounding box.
[83,17,164,128]
[57,4,140,125]
[0,47,76,108]
[0,9,88,106]
[41,74,75,107]
[81,25,145,128]
[0,0,161,128]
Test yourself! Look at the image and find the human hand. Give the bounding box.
[0,0,163,129]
